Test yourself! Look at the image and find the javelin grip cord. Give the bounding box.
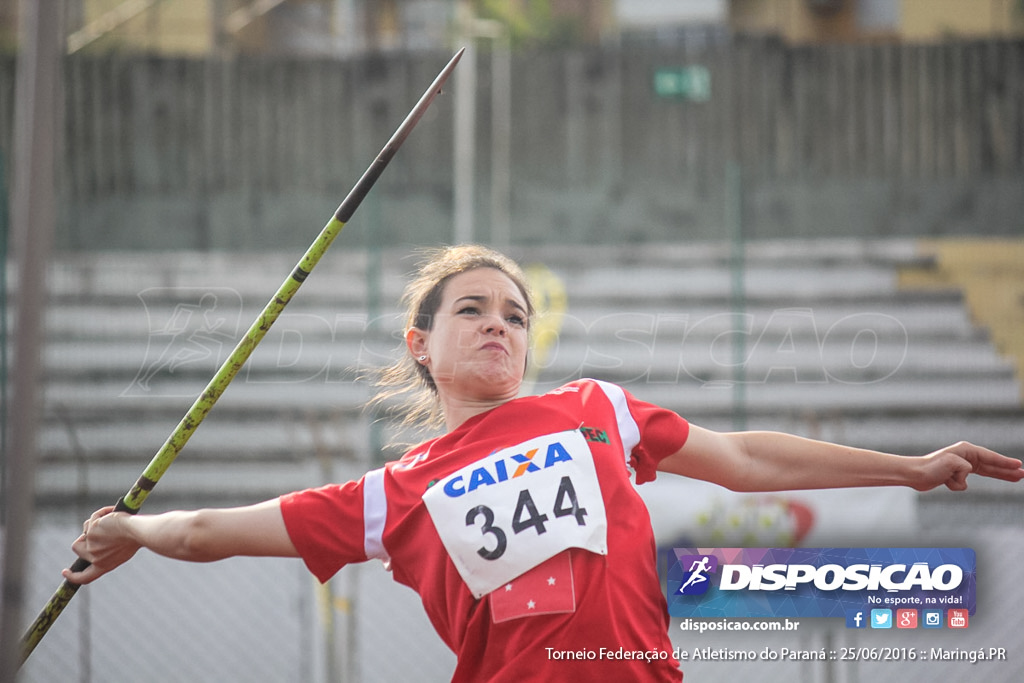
[19,47,464,666]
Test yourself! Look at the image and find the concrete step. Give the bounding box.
[42,334,1012,384]
[39,293,976,340]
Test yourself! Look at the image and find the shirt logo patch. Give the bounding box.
[579,425,609,444]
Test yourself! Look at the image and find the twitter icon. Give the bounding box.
[870,609,892,629]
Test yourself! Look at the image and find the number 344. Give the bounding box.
[465,476,588,561]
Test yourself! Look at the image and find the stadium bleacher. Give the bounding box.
[33,239,1024,525]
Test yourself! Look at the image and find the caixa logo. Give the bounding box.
[441,440,575,498]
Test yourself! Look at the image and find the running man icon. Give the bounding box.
[126,288,241,396]
[678,555,716,595]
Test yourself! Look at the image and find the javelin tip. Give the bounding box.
[439,47,466,83]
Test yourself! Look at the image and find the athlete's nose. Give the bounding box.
[483,315,507,336]
[483,319,507,335]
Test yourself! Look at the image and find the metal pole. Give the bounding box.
[0,1,62,680]
[727,162,747,431]
[17,47,464,667]
[490,32,512,248]
[453,9,476,245]
[0,127,9,530]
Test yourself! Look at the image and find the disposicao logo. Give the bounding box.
[667,548,976,620]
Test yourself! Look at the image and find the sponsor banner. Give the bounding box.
[667,548,975,619]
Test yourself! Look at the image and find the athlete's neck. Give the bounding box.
[442,394,516,432]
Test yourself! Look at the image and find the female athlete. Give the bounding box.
[66,244,1024,682]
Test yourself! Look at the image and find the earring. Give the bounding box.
[417,355,427,362]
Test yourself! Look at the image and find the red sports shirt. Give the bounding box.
[281,379,690,681]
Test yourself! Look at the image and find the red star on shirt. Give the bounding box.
[490,552,576,623]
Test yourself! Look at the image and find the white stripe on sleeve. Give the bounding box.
[363,467,390,563]
[591,379,641,467]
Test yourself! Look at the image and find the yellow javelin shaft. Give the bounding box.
[19,47,464,666]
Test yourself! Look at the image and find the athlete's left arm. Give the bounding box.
[656,425,1024,493]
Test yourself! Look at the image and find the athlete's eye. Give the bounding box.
[506,314,526,327]
[458,305,480,316]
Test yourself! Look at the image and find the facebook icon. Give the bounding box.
[845,609,867,629]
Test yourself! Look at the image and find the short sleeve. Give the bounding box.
[586,379,690,485]
[280,480,368,583]
[626,395,690,484]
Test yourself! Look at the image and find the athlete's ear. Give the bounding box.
[406,326,429,359]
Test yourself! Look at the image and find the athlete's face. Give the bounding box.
[407,267,530,404]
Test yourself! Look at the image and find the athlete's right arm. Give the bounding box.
[63,499,299,585]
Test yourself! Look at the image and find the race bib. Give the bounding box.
[422,430,608,598]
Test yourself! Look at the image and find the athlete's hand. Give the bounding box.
[63,506,141,585]
[913,442,1024,492]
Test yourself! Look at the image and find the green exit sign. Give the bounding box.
[654,66,711,102]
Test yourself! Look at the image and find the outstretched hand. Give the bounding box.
[63,506,141,585]
[914,441,1024,492]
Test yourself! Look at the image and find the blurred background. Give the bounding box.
[1,1,1023,681]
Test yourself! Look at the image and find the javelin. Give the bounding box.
[19,47,465,665]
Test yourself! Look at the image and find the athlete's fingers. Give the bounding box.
[953,442,1024,482]
[973,452,1023,480]
[84,505,117,532]
[977,462,1024,482]
[62,562,102,586]
[944,466,970,492]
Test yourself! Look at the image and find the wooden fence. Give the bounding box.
[0,38,1022,248]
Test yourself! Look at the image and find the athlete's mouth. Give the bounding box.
[480,341,508,354]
